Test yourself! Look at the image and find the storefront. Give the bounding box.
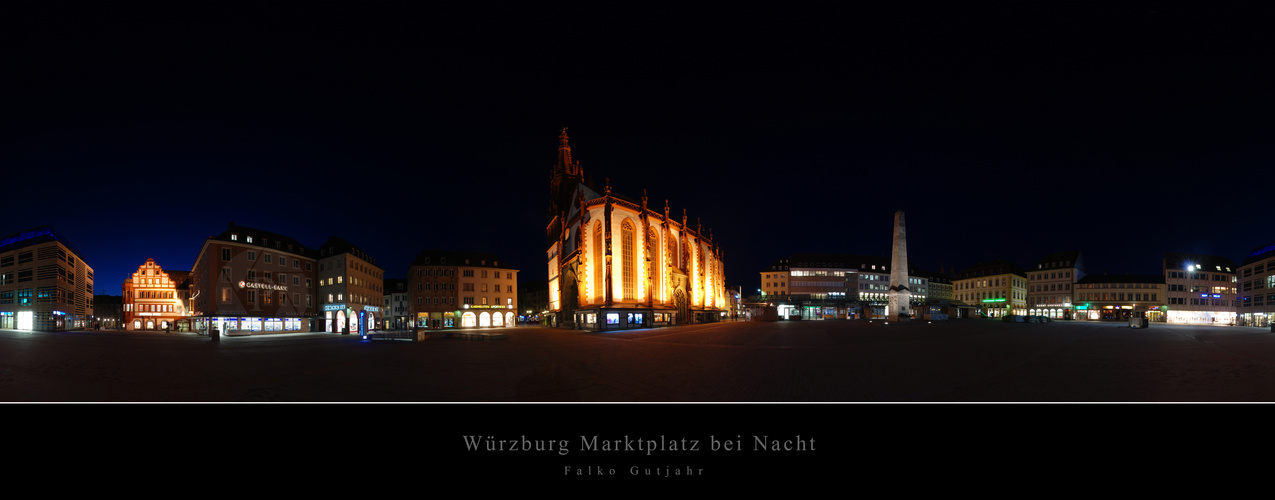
[197,316,309,334]
[1168,310,1236,325]
[573,307,675,331]
[1239,312,1270,327]
[1028,306,1071,319]
[323,304,379,334]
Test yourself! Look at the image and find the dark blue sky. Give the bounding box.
[4,2,1272,295]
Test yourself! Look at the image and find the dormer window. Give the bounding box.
[231,234,238,241]
[246,236,253,243]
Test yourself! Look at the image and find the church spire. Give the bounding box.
[555,127,580,178]
[549,127,584,223]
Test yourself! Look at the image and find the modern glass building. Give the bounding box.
[0,226,94,331]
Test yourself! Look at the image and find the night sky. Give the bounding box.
[4,2,1272,296]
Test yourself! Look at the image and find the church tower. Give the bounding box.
[548,127,584,222]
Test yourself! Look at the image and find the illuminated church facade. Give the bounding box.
[545,129,727,330]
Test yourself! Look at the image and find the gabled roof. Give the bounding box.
[1031,250,1083,272]
[210,222,316,258]
[1076,274,1165,285]
[1164,252,1236,274]
[956,260,1026,280]
[382,278,408,293]
[317,235,378,267]
[410,249,517,270]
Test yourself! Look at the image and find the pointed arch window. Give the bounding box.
[593,220,604,302]
[621,219,635,300]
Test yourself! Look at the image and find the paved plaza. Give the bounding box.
[3,319,1275,402]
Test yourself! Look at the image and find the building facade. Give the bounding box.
[407,249,519,330]
[93,295,123,330]
[1238,241,1275,327]
[1073,274,1165,321]
[189,222,318,335]
[316,236,384,335]
[759,253,930,320]
[122,258,192,331]
[517,279,549,324]
[0,226,94,331]
[382,278,410,330]
[953,260,1027,318]
[546,129,727,330]
[761,259,789,298]
[1026,250,1085,320]
[1163,252,1237,325]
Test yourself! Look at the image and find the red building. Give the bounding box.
[189,222,318,335]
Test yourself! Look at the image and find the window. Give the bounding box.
[222,248,231,261]
[621,219,635,299]
[264,254,272,264]
[594,221,604,301]
[247,290,256,304]
[247,251,256,261]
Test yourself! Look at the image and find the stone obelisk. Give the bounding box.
[887,210,912,321]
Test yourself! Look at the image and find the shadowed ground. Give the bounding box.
[2,319,1272,402]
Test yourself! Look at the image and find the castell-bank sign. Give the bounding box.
[238,280,288,291]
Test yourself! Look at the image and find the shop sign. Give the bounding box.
[364,305,380,312]
[323,304,345,311]
[239,281,288,291]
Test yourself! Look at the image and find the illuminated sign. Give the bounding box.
[239,281,289,291]
[981,298,1006,303]
[364,305,380,312]
[323,304,345,311]
[1075,305,1089,310]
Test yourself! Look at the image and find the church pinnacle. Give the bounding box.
[555,127,580,178]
